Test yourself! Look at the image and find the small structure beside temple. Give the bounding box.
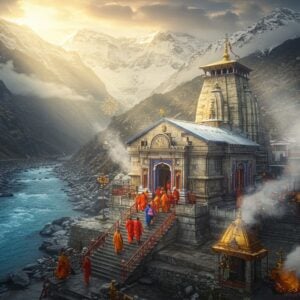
[212,212,268,293]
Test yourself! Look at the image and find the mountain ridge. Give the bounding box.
[64,7,300,108]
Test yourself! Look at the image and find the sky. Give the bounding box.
[0,0,300,44]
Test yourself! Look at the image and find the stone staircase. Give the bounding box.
[91,210,176,283]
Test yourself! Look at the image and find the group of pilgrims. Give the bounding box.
[113,185,180,255]
[52,185,180,290]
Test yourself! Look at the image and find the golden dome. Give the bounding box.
[212,211,268,260]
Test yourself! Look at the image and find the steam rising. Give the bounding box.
[104,131,130,172]
[0,61,93,101]
[241,179,288,224]
[284,246,300,277]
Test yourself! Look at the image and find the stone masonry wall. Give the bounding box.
[69,219,113,250]
[209,207,237,238]
[176,204,210,245]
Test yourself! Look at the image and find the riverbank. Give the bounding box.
[0,160,85,297]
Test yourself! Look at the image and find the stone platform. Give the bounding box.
[69,217,114,250]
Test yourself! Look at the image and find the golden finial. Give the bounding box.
[223,34,230,61]
[159,108,165,117]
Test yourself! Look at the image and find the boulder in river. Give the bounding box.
[10,270,30,288]
[52,217,71,226]
[40,224,62,236]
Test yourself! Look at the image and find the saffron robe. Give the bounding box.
[134,220,143,242]
[135,194,141,212]
[113,231,123,254]
[153,195,161,212]
[161,193,169,213]
[125,219,134,243]
[55,254,70,280]
[82,256,91,285]
[139,193,148,211]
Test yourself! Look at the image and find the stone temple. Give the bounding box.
[63,38,300,300]
[127,37,268,207]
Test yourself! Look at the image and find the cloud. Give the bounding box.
[1,1,300,43]
[87,3,134,20]
[0,61,93,101]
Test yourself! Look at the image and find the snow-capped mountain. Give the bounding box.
[0,19,120,156]
[155,8,300,94]
[64,30,206,108]
[64,8,300,107]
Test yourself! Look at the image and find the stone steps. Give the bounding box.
[91,211,175,282]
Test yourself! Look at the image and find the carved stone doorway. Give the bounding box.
[155,163,171,191]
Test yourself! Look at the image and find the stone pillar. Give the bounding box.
[179,188,188,204]
[245,260,252,292]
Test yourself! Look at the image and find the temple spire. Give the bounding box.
[223,34,230,61]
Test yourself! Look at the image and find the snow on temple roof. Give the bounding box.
[127,118,258,146]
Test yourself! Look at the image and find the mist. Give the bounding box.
[104,131,130,173]
[0,61,93,102]
[284,246,300,276]
[241,179,289,224]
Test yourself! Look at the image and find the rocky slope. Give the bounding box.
[67,37,300,179]
[64,8,300,107]
[0,19,120,158]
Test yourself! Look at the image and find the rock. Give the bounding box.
[32,271,43,280]
[39,240,53,251]
[52,230,67,237]
[190,293,199,300]
[23,263,39,271]
[52,217,71,226]
[45,244,63,255]
[185,286,193,296]
[10,270,30,288]
[40,224,62,236]
[139,277,153,285]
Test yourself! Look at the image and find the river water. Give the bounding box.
[0,165,79,276]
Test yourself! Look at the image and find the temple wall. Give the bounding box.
[175,204,210,245]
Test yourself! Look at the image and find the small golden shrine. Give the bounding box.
[212,211,268,292]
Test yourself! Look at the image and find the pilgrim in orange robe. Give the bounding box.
[82,256,91,286]
[55,252,71,280]
[161,192,169,213]
[113,229,123,255]
[125,217,134,243]
[139,192,148,211]
[153,195,161,213]
[135,194,141,212]
[134,218,143,244]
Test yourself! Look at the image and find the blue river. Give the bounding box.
[0,165,79,276]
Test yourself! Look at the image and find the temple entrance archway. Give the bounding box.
[155,163,171,191]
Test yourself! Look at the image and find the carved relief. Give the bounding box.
[150,134,170,149]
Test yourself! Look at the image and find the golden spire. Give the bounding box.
[223,34,230,61]
[159,108,165,117]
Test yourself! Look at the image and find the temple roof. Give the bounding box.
[200,60,252,73]
[200,36,252,73]
[212,212,268,260]
[126,118,258,147]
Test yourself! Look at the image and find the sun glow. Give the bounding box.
[8,3,74,45]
